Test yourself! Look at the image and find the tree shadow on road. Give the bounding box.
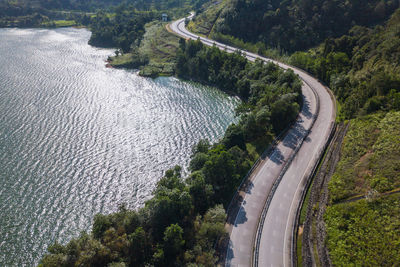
[244,180,254,194]
[268,148,285,165]
[301,93,313,120]
[282,122,308,149]
[225,240,234,266]
[234,205,248,226]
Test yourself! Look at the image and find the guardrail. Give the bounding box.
[225,120,291,218]
[252,75,321,267]
[170,15,337,266]
[291,121,336,267]
[289,70,337,267]
[215,112,296,266]
[172,17,303,226]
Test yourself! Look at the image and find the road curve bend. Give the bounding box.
[169,14,336,267]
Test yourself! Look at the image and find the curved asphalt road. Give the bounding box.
[170,15,336,267]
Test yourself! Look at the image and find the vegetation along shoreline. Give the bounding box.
[1,0,399,266]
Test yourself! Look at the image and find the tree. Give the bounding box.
[189,152,209,171]
[191,139,210,154]
[93,214,112,239]
[129,227,150,266]
[188,172,214,215]
[223,123,245,149]
[195,205,227,250]
[203,148,240,205]
[271,94,300,133]
[163,224,185,264]
[146,176,192,240]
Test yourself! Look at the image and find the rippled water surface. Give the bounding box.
[0,28,238,266]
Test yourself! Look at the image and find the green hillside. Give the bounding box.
[290,9,400,119]
[329,112,400,202]
[0,0,195,13]
[325,111,400,266]
[289,9,400,266]
[190,0,399,52]
[0,0,198,27]
[2,0,398,265]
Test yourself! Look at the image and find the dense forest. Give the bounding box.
[0,1,160,54]
[0,0,94,27]
[176,39,302,135]
[2,0,399,265]
[189,1,400,265]
[289,9,400,119]
[0,0,206,27]
[285,7,400,266]
[39,40,302,266]
[192,0,400,52]
[88,10,156,51]
[0,0,193,13]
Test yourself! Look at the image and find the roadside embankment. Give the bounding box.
[300,122,349,266]
[301,111,400,266]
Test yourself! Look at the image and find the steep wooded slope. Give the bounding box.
[191,0,399,52]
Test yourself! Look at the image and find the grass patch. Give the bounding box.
[325,111,400,266]
[297,229,303,267]
[188,0,227,36]
[325,194,400,266]
[328,111,400,202]
[109,21,180,77]
[108,53,133,67]
[41,20,77,27]
[299,183,312,225]
[335,99,346,122]
[53,20,76,27]
[137,21,180,77]
[328,112,385,202]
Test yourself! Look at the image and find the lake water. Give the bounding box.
[0,27,238,266]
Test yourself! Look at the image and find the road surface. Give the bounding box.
[170,15,336,267]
